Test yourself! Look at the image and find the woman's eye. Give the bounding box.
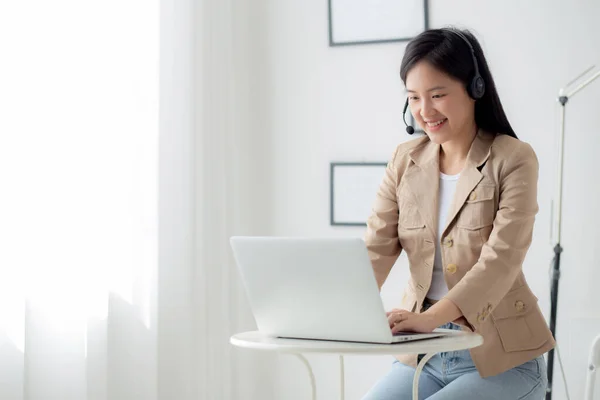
[432,94,445,99]
[409,96,419,101]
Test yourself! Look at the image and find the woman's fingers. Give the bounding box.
[387,314,396,327]
[385,308,406,317]
[391,321,408,334]
[390,313,413,333]
[387,315,395,327]
[387,310,408,327]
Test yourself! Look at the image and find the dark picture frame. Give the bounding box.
[330,162,388,226]
[328,0,429,47]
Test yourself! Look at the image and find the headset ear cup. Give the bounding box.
[470,75,485,99]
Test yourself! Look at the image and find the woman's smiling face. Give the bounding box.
[405,60,476,145]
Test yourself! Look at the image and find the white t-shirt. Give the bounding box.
[426,171,460,300]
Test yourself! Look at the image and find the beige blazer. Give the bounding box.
[365,130,555,378]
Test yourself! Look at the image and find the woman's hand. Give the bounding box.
[387,299,463,334]
[387,309,439,334]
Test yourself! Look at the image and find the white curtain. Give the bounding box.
[195,0,279,397]
[0,0,264,398]
[0,0,160,397]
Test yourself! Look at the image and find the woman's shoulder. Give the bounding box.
[490,132,537,162]
[390,135,430,163]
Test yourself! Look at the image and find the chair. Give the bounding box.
[585,334,600,400]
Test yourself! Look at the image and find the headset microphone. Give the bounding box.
[402,98,415,135]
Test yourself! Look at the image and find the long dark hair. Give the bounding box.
[400,27,517,139]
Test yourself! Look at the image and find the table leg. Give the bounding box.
[413,353,435,400]
[339,355,345,400]
[294,354,316,400]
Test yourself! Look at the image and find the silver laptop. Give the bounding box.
[229,236,447,344]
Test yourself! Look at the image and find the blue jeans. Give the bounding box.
[362,321,548,399]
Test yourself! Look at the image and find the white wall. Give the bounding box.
[232,0,600,398]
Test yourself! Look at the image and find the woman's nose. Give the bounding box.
[420,99,436,119]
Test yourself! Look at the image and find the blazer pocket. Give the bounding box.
[398,196,426,230]
[491,286,548,352]
[457,184,496,230]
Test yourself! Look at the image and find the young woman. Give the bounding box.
[362,27,555,399]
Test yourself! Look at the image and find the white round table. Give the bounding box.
[230,329,483,400]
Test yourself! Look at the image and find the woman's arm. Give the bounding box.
[389,298,462,333]
[364,146,403,290]
[444,142,539,331]
[423,298,462,325]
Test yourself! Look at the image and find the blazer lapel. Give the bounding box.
[403,139,440,241]
[441,131,494,236]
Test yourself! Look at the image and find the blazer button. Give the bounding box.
[469,191,477,201]
[443,238,454,248]
[446,264,457,274]
[515,300,525,312]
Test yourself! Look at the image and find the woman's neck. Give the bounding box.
[439,126,477,175]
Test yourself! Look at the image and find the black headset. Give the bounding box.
[403,29,485,135]
[453,29,485,100]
